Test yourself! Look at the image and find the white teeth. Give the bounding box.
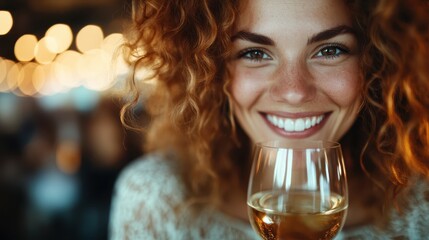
[305,118,312,129]
[285,119,294,131]
[278,118,284,128]
[295,119,305,131]
[266,114,325,132]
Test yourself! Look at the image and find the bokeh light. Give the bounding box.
[78,49,113,91]
[18,62,38,96]
[1,21,131,97]
[8,23,119,97]
[101,33,129,77]
[100,33,123,53]
[76,25,104,53]
[0,11,13,35]
[56,140,81,174]
[6,62,22,92]
[55,50,82,88]
[28,168,80,212]
[14,34,38,62]
[0,58,15,92]
[0,58,6,83]
[32,64,47,93]
[37,62,68,95]
[45,23,73,53]
[34,37,58,64]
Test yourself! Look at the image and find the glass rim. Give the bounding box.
[254,140,341,150]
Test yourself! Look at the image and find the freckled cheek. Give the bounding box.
[321,68,362,107]
[229,69,268,108]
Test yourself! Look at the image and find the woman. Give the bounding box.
[109,0,429,239]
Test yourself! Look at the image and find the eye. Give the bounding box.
[314,44,349,59]
[238,48,272,62]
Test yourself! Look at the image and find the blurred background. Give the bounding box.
[0,0,146,239]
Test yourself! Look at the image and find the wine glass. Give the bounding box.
[247,140,348,240]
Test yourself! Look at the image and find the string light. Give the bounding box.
[14,34,38,62]
[0,11,13,35]
[76,25,104,53]
[1,15,132,97]
[45,24,73,54]
[34,37,58,64]
[0,58,12,91]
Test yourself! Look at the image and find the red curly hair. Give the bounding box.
[120,0,429,213]
[349,0,429,195]
[121,0,242,205]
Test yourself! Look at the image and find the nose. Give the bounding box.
[269,61,316,105]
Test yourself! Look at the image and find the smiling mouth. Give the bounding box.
[266,114,325,132]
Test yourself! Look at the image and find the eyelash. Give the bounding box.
[237,48,272,62]
[237,43,351,62]
[314,43,350,59]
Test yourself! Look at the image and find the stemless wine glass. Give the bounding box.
[247,140,348,240]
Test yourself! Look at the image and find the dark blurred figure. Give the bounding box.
[77,97,144,240]
[0,93,144,240]
[0,95,57,240]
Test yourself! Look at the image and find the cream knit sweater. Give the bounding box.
[109,153,429,240]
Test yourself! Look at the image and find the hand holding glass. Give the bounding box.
[247,140,348,240]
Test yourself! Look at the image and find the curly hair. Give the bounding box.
[351,0,429,190]
[120,0,429,210]
[120,0,242,205]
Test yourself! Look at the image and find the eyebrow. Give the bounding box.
[231,25,355,46]
[231,31,275,45]
[307,25,356,44]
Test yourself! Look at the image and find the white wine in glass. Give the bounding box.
[247,140,348,240]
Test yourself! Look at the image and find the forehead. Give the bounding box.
[236,0,353,32]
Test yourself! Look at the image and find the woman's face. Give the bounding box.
[228,0,363,144]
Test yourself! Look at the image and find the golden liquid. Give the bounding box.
[248,190,347,240]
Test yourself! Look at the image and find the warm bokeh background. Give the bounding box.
[0,0,146,239]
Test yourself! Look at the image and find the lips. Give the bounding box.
[265,113,326,132]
